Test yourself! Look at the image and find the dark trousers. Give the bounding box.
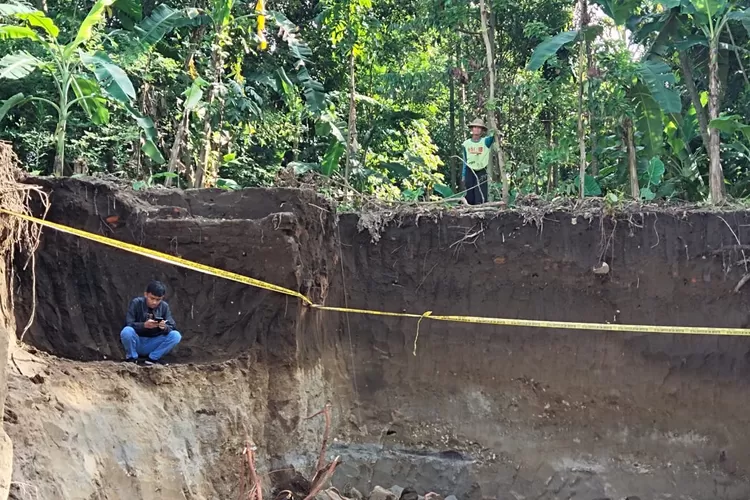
[465,168,488,205]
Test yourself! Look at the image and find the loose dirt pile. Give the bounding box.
[5,177,750,499]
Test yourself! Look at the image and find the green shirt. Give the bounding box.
[462,136,494,171]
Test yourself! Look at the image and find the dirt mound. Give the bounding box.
[9,178,750,499]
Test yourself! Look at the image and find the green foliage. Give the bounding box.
[132,171,179,190]
[0,0,747,204]
[574,174,602,197]
[527,30,579,71]
[0,0,179,174]
[709,114,750,141]
[133,4,188,48]
[639,157,666,200]
[636,60,681,114]
[0,52,39,78]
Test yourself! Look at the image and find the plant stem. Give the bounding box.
[479,0,508,203]
[726,24,750,88]
[679,51,711,150]
[53,70,71,177]
[624,117,639,200]
[196,24,226,188]
[449,48,456,191]
[344,48,357,184]
[708,34,724,204]
[576,0,589,200]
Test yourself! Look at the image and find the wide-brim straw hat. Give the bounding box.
[468,118,487,130]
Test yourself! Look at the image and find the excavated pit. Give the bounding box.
[6,177,750,499]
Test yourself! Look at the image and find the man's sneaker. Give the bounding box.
[123,357,138,364]
[142,358,166,366]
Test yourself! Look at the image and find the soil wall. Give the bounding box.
[0,256,13,499]
[330,210,750,498]
[9,178,354,499]
[8,179,750,499]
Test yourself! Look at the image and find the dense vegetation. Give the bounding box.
[0,0,749,205]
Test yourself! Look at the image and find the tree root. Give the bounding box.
[302,457,342,500]
[305,401,332,473]
[240,440,263,500]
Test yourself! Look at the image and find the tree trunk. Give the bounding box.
[576,0,589,199]
[624,117,639,200]
[707,39,724,204]
[590,129,598,176]
[542,107,556,192]
[195,101,213,188]
[53,118,66,177]
[457,36,467,193]
[679,52,711,150]
[53,77,69,177]
[478,0,508,203]
[171,25,207,187]
[449,51,457,192]
[194,35,224,188]
[344,50,358,183]
[457,37,467,134]
[576,49,586,199]
[166,111,190,187]
[585,0,595,176]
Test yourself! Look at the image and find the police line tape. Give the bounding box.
[3,207,750,339]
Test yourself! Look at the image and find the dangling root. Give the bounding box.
[0,141,49,343]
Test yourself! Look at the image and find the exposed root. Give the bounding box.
[717,215,748,274]
[734,273,750,293]
[449,223,485,259]
[708,245,750,256]
[597,216,617,272]
[302,457,342,500]
[266,404,340,500]
[0,142,48,346]
[240,440,263,500]
[305,402,333,473]
[651,214,660,249]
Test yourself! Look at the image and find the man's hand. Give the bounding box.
[144,319,159,329]
[158,320,167,330]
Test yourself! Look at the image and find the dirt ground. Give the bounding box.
[7,177,750,499]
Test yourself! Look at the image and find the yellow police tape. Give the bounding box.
[4,207,750,340]
[0,208,311,305]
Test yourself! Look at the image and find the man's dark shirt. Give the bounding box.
[125,297,176,338]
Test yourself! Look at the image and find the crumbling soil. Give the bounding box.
[7,177,750,499]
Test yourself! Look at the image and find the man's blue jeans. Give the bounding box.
[120,326,181,361]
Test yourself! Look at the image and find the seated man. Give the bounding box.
[120,280,181,365]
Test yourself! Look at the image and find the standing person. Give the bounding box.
[462,118,495,205]
[120,280,181,365]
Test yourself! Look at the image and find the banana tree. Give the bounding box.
[528,26,681,198]
[625,0,750,203]
[0,0,168,176]
[688,0,749,203]
[192,0,235,188]
[190,6,330,187]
